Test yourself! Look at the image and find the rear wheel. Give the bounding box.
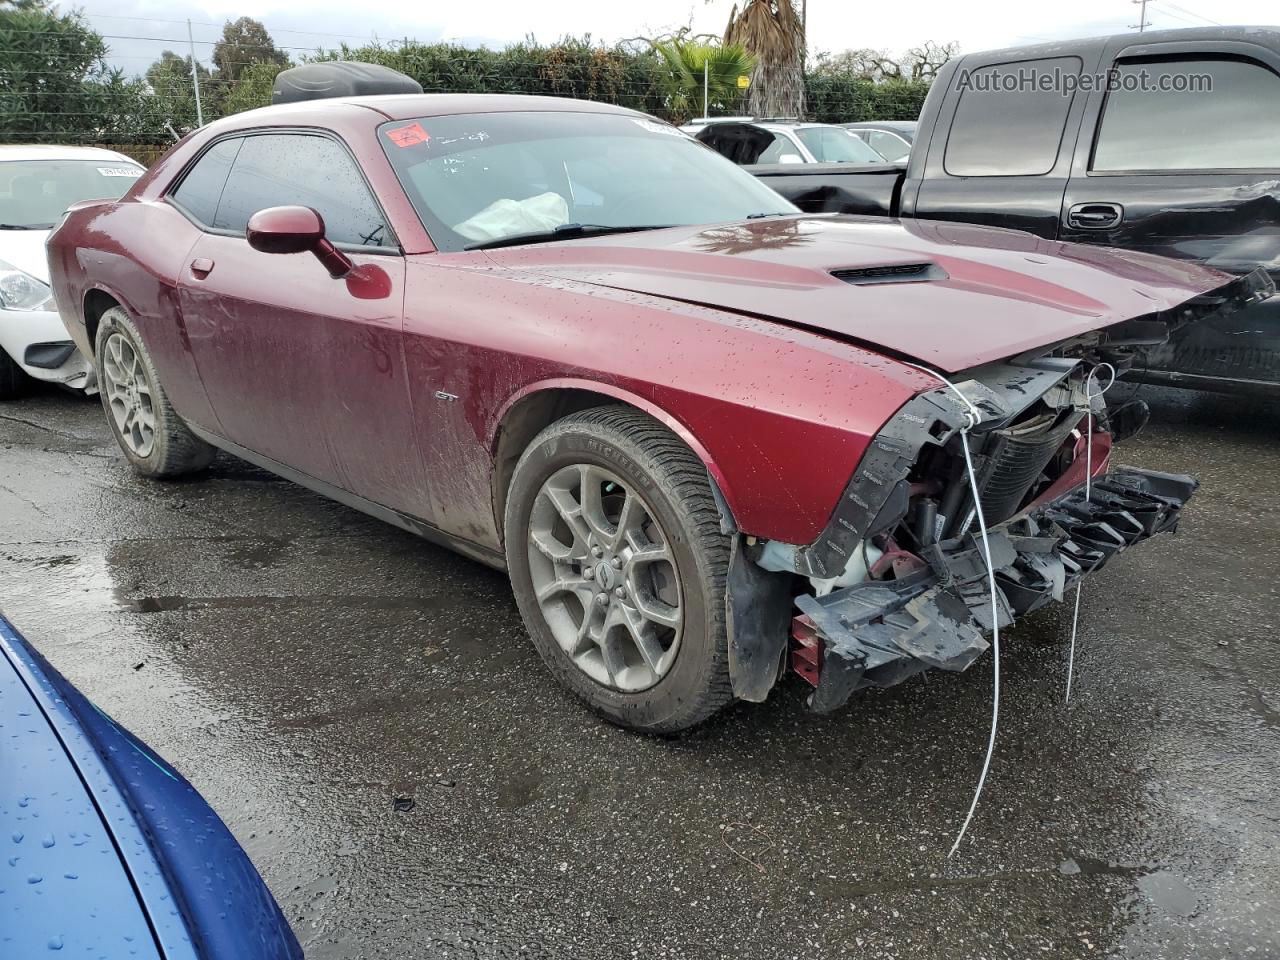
[504,406,732,733]
[0,349,29,400]
[95,306,214,477]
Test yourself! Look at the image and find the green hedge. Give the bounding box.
[1,22,932,151]
[301,39,671,117]
[804,75,931,123]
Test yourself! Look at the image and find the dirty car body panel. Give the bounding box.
[44,92,1268,721]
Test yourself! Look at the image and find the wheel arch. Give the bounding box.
[490,379,736,545]
[82,287,123,358]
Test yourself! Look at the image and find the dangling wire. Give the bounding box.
[903,362,1000,858]
[1064,362,1116,704]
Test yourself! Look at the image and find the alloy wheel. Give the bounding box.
[526,463,683,692]
[101,332,156,458]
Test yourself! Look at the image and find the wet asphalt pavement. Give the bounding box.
[1,383,1278,959]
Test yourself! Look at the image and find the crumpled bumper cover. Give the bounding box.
[791,467,1197,713]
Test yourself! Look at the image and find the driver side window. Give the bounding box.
[211,133,392,248]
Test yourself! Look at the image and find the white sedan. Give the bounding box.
[0,146,145,399]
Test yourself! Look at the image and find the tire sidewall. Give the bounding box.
[506,424,720,732]
[94,308,171,474]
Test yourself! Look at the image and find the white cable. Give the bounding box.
[1064,362,1115,704]
[903,362,1000,858]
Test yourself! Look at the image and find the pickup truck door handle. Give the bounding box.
[189,257,214,278]
[1067,202,1123,230]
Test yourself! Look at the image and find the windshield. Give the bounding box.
[794,127,885,164]
[379,112,798,252]
[0,159,143,228]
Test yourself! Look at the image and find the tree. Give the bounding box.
[902,41,958,82]
[212,16,288,88]
[144,50,211,130]
[723,0,805,119]
[812,48,904,81]
[811,42,959,83]
[0,2,137,141]
[221,59,288,115]
[655,40,755,122]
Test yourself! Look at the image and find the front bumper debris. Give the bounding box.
[791,467,1197,713]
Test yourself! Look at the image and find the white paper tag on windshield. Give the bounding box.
[98,167,143,178]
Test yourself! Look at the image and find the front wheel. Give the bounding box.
[94,306,214,478]
[504,406,732,733]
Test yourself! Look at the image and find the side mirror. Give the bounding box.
[246,205,353,279]
[778,153,804,165]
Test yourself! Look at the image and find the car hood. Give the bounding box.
[0,614,302,960]
[0,228,51,282]
[1,622,165,959]
[487,215,1244,371]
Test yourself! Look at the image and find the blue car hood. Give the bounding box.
[2,633,164,958]
[0,614,301,960]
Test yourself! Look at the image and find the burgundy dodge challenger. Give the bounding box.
[46,92,1270,732]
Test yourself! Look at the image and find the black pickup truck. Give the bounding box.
[736,26,1280,394]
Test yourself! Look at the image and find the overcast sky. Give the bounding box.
[54,0,1276,74]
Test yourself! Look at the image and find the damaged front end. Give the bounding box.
[728,355,1197,713]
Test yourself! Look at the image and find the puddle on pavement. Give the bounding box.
[1136,870,1198,917]
[1059,857,1198,918]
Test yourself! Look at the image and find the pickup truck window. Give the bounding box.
[1092,58,1280,172]
[944,56,1082,177]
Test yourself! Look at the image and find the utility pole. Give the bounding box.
[703,60,709,120]
[1130,0,1155,32]
[187,19,204,127]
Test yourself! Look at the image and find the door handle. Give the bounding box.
[1067,202,1123,230]
[189,257,214,278]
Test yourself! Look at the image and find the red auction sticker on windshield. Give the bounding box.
[385,123,430,148]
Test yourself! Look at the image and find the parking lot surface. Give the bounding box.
[1,383,1277,959]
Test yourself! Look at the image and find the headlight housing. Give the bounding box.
[0,259,54,312]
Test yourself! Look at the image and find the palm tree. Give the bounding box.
[655,39,756,122]
[723,0,805,119]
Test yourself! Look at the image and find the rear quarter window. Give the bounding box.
[169,137,242,225]
[945,56,1082,176]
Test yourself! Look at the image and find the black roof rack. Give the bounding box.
[271,61,423,105]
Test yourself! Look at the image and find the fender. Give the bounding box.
[490,376,741,525]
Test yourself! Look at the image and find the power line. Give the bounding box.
[1162,1,1222,26]
[76,9,426,46]
[0,25,331,54]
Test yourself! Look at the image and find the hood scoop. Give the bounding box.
[832,262,947,285]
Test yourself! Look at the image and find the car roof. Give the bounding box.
[965,24,1280,62]
[209,92,645,134]
[844,121,917,132]
[0,144,141,164]
[688,120,849,133]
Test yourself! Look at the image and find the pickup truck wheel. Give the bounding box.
[95,306,214,478]
[505,406,732,733]
[0,349,29,400]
